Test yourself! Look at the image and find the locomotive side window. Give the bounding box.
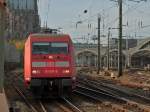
[32,42,68,54]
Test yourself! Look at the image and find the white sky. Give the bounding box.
[38,0,150,44]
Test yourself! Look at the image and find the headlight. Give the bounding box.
[32,70,40,74]
[49,56,53,59]
[26,77,31,81]
[62,70,70,74]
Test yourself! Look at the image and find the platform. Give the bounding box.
[0,93,9,112]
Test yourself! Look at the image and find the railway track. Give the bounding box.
[5,71,46,112]
[61,97,83,112]
[6,70,83,112]
[75,85,127,104]
[40,97,83,112]
[14,84,83,112]
[78,77,150,105]
[75,83,150,112]
[13,85,46,112]
[75,76,150,112]
[5,69,81,111]
[6,70,150,112]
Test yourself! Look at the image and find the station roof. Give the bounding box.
[129,37,150,58]
[132,50,150,58]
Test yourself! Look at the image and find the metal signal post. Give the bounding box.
[118,0,123,77]
[97,14,101,74]
[107,28,111,70]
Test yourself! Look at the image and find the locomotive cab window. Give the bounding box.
[32,42,49,54]
[50,42,68,54]
[32,42,68,54]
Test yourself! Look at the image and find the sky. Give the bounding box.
[38,0,150,44]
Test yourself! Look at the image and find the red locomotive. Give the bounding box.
[24,33,76,96]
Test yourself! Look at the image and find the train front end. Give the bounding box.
[24,34,76,96]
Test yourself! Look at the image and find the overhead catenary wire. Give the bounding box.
[42,0,51,27]
[77,0,146,39]
[105,1,146,29]
[76,5,116,24]
[97,0,147,43]
[46,0,148,44]
[75,0,145,28]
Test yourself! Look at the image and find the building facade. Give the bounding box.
[74,43,107,67]
[5,0,40,39]
[110,38,138,49]
[74,37,150,70]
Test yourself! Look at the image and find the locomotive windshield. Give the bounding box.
[32,42,68,54]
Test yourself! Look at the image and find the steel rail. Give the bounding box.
[39,101,48,112]
[78,78,150,104]
[76,85,127,104]
[7,71,48,112]
[75,84,150,112]
[74,90,103,102]
[61,97,83,112]
[14,85,39,112]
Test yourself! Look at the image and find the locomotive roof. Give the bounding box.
[30,33,69,38]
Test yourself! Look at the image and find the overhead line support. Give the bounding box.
[97,14,101,74]
[118,0,123,77]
